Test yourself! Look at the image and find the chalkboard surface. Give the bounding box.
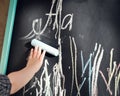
[7,0,120,96]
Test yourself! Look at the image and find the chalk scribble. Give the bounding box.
[21,0,120,96]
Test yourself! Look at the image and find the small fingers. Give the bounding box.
[33,46,46,60]
[36,47,41,58]
[33,46,38,58]
[28,48,34,59]
[39,50,46,62]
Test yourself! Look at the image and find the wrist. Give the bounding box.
[24,66,37,76]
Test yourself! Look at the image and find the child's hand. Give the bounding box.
[26,46,46,73]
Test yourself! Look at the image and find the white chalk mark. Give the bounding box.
[81,51,84,73]
[115,71,120,96]
[42,60,53,96]
[69,36,81,96]
[115,63,120,75]
[61,14,73,31]
[69,36,75,96]
[21,0,73,40]
[109,48,114,78]
[92,44,104,96]
[94,48,104,91]
[21,30,35,40]
[72,37,81,96]
[94,43,98,51]
[52,63,66,96]
[108,61,116,88]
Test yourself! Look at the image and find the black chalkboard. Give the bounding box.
[7,0,120,96]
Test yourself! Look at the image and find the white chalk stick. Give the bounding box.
[31,39,59,56]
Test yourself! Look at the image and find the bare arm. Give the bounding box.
[7,46,46,94]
